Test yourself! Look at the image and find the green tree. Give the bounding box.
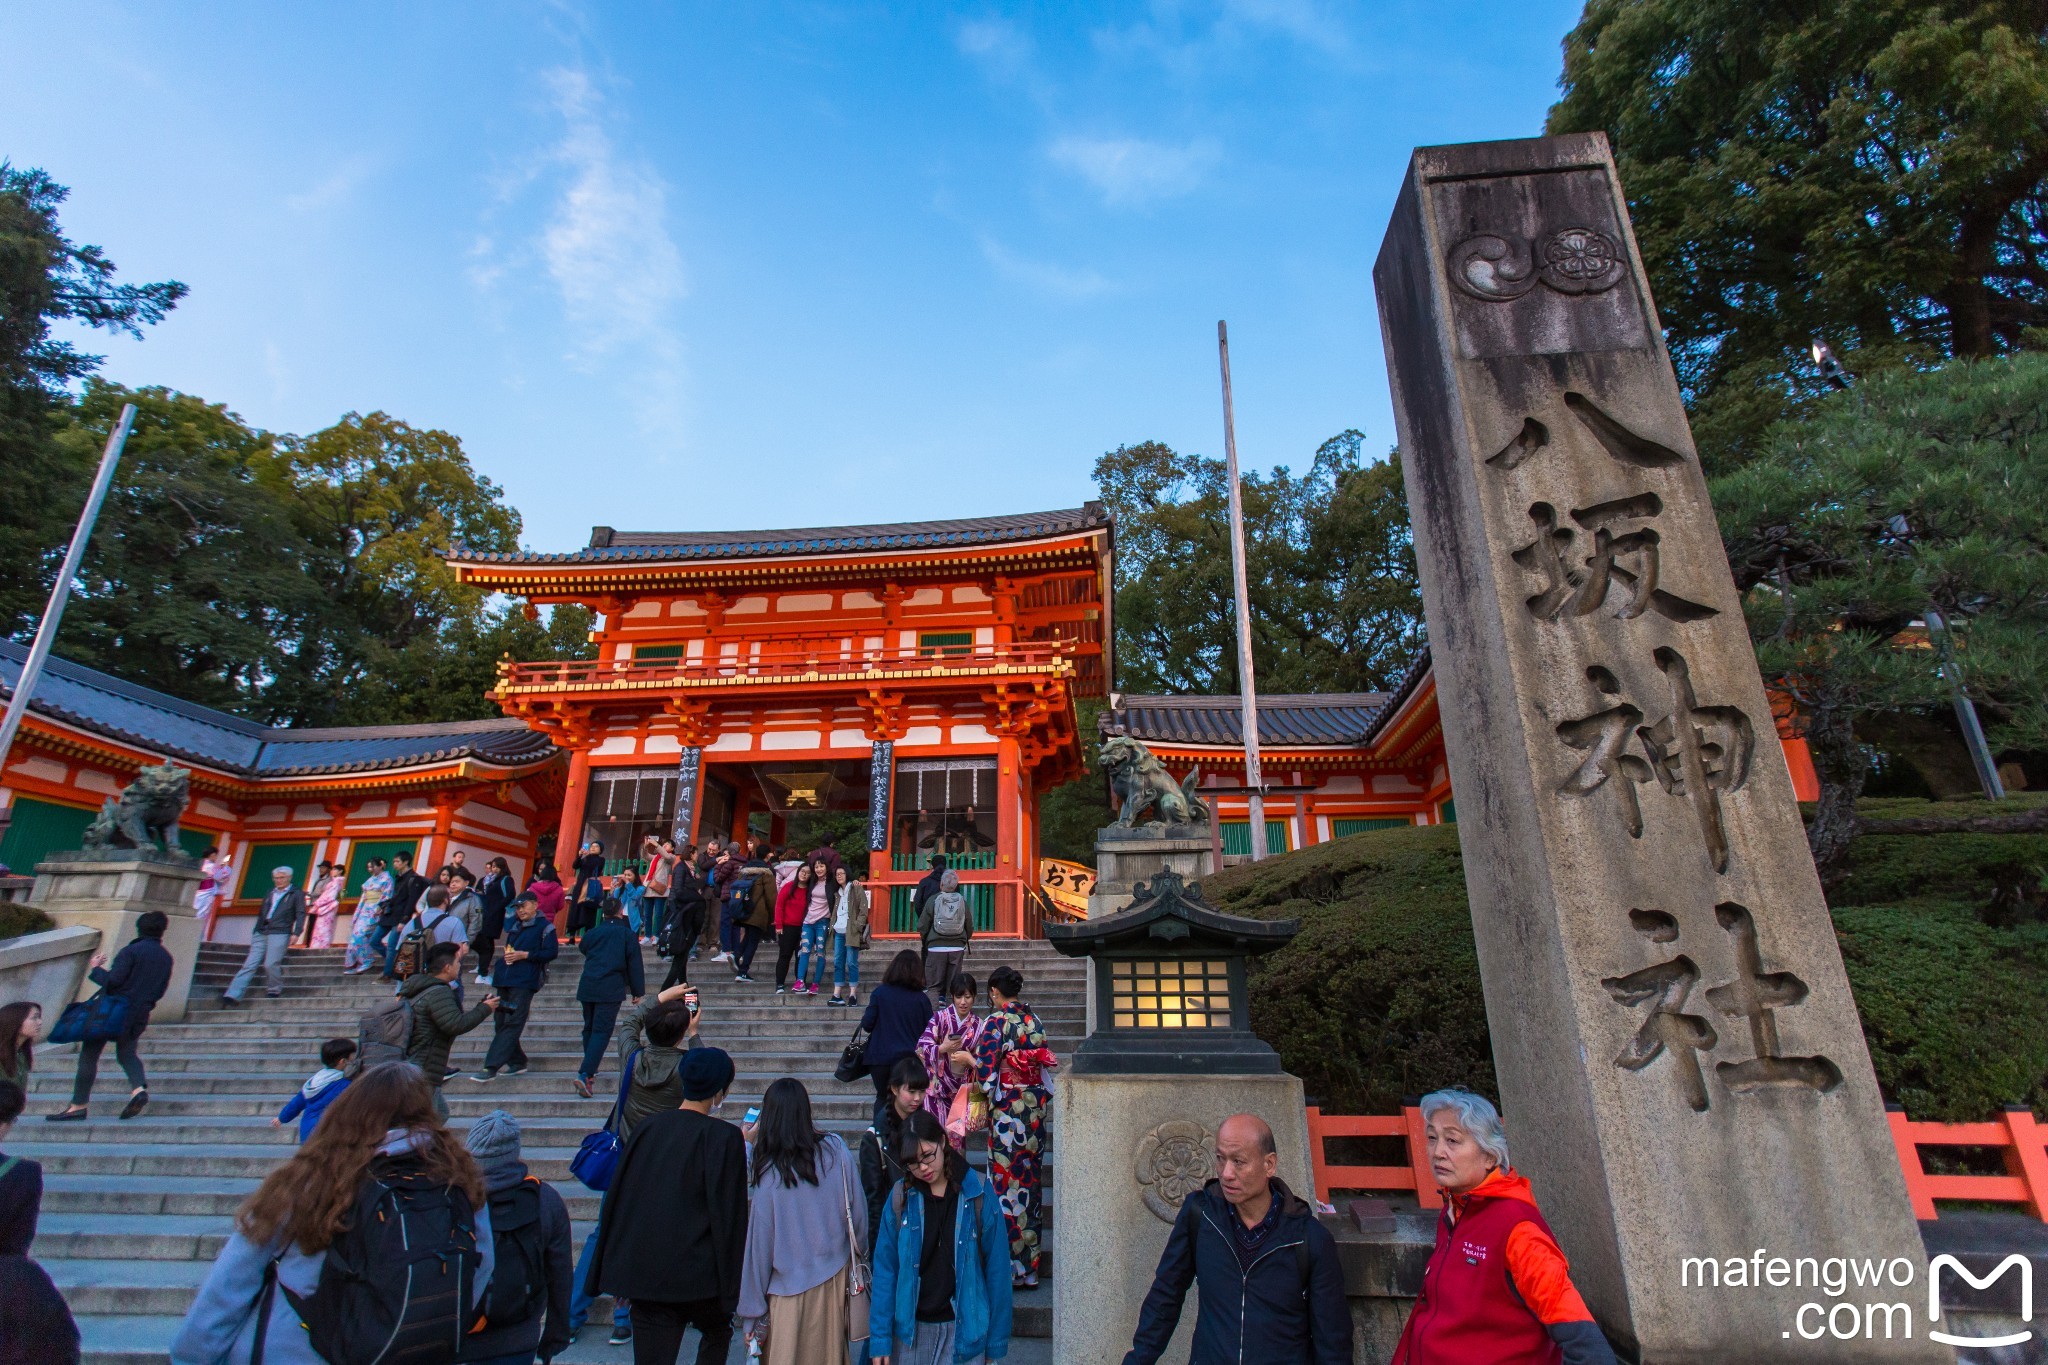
[1713,354,2048,878]
[334,600,595,727]
[1095,430,1423,695]
[1548,0,2048,465]
[265,411,526,724]
[50,383,320,711]
[0,165,184,632]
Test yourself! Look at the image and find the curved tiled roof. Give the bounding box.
[450,505,1110,566]
[0,641,557,778]
[1103,650,1434,749]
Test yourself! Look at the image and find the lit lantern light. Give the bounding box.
[1046,869,1297,1074]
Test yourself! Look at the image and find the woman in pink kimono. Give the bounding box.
[915,970,984,1140]
[307,861,344,948]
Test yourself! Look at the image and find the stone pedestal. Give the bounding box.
[31,856,205,1022]
[1052,1072,1315,1365]
[1088,825,1215,917]
[0,925,103,1034]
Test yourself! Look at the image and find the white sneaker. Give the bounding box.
[474,974,492,986]
[712,952,732,963]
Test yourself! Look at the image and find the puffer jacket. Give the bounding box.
[399,973,492,1080]
[1123,1177,1351,1365]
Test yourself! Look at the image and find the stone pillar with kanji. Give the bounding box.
[1373,134,1942,1360]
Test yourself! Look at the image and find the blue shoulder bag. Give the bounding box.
[569,1048,641,1191]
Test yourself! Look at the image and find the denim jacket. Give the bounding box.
[870,1167,1012,1362]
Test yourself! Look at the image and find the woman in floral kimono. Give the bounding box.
[306,861,343,948]
[342,858,391,973]
[915,970,984,1142]
[973,964,1057,1288]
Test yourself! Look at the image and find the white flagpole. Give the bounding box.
[0,403,138,772]
[1217,322,1267,861]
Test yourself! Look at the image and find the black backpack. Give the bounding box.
[477,1177,549,1328]
[268,1156,482,1364]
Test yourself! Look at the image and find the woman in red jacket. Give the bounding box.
[770,862,814,994]
[1393,1090,1618,1365]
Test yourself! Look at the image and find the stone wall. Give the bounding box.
[0,924,101,1030]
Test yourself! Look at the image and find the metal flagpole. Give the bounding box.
[0,403,138,773]
[1217,321,1267,861]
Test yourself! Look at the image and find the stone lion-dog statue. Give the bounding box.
[1101,736,1210,828]
[82,762,191,857]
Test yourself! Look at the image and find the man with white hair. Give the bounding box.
[1124,1111,1352,1364]
[221,865,306,1007]
[1390,1089,1618,1364]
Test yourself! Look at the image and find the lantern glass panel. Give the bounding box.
[1108,956,1233,1029]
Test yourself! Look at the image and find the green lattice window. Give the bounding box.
[1332,818,1412,838]
[345,840,418,897]
[636,645,686,661]
[0,796,95,874]
[918,631,972,657]
[1439,799,1457,824]
[238,843,317,899]
[1219,820,1290,856]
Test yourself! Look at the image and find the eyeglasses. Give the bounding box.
[910,1146,944,1169]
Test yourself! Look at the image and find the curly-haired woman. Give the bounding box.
[169,1063,495,1364]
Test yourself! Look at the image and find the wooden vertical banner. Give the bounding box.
[868,740,894,852]
[1373,134,1938,1360]
[671,746,702,845]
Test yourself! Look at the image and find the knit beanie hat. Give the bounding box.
[680,1046,736,1101]
[466,1109,521,1164]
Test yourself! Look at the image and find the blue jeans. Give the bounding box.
[834,933,861,990]
[374,923,404,977]
[569,1225,631,1334]
[795,920,830,986]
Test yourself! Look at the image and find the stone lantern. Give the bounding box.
[1046,868,1296,1075]
[1045,867,1317,1362]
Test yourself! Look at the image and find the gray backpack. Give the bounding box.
[357,995,414,1067]
[931,891,969,939]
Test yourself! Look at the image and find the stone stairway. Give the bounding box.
[17,938,1083,1363]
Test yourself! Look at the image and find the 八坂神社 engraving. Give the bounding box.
[1512,494,1717,624]
[1601,903,1840,1109]
[1705,903,1844,1095]
[1448,228,1626,301]
[1484,393,1684,475]
[1601,908,1716,1111]
[1554,651,1756,872]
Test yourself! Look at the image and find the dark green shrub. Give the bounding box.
[0,901,56,940]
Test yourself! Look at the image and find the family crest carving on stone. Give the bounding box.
[1134,1119,1216,1223]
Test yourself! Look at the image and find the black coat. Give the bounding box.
[0,1150,43,1256]
[93,937,174,1033]
[458,1161,573,1363]
[575,920,645,1004]
[0,1254,79,1365]
[477,872,515,940]
[1124,1178,1352,1365]
[381,870,429,930]
[587,1108,749,1311]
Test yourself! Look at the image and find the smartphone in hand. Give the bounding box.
[744,1106,761,1125]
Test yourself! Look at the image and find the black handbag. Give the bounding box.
[834,1025,870,1084]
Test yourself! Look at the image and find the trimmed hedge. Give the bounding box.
[0,901,56,941]
[1212,816,2048,1122]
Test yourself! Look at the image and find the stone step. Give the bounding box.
[72,1314,1060,1364]
[40,1172,602,1221]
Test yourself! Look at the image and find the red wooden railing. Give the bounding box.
[1305,1105,1442,1211]
[495,641,1075,694]
[1308,1103,2048,1223]
[1888,1105,2048,1220]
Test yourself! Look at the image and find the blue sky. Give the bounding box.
[2,2,1584,552]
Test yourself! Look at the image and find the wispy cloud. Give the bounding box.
[977,235,1113,301]
[472,66,689,441]
[1047,134,1220,206]
[1219,0,1355,58]
[538,67,686,366]
[286,156,376,214]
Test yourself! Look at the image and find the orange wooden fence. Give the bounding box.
[1887,1105,2048,1221]
[1304,1105,1442,1211]
[1307,1103,2048,1223]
